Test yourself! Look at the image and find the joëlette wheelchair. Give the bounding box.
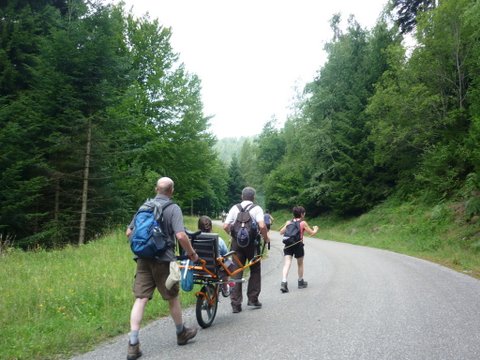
[178,229,265,328]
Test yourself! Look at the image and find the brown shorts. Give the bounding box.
[133,258,179,300]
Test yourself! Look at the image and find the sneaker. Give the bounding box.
[232,305,242,313]
[177,326,197,345]
[127,342,142,360]
[298,279,308,289]
[247,300,262,309]
[280,281,289,293]
[221,282,231,297]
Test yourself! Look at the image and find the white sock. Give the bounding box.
[129,330,139,345]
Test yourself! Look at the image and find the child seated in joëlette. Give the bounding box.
[198,215,233,296]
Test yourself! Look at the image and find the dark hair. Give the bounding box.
[292,206,305,219]
[198,215,212,232]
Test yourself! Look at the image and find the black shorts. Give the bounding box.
[266,224,271,230]
[283,242,304,258]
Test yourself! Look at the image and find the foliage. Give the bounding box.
[3,0,480,254]
[238,138,260,190]
[225,154,246,208]
[256,0,480,225]
[461,173,480,219]
[367,0,478,202]
[254,119,286,178]
[392,0,436,34]
[316,197,480,276]
[214,136,252,164]
[0,217,200,360]
[296,17,399,215]
[0,1,224,248]
[264,162,306,210]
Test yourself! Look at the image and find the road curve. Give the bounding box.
[71,229,480,360]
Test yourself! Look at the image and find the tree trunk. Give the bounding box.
[54,176,60,222]
[78,118,92,245]
[453,23,465,110]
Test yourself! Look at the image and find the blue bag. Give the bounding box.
[181,259,194,292]
[130,200,173,258]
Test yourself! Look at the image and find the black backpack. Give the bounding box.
[130,199,173,258]
[231,203,258,248]
[282,220,301,247]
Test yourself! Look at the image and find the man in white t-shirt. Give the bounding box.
[223,187,270,313]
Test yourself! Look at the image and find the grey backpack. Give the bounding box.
[282,220,301,247]
[231,204,258,248]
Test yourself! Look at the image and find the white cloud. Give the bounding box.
[119,0,388,138]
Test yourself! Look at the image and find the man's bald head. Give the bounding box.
[156,177,174,196]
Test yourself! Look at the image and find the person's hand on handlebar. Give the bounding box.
[264,236,271,250]
[187,251,199,262]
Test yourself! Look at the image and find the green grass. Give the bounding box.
[0,217,203,360]
[3,205,479,360]
[275,199,480,279]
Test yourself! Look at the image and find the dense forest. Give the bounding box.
[244,0,480,213]
[1,0,480,252]
[0,0,230,248]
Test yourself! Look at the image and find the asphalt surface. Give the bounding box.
[71,226,480,360]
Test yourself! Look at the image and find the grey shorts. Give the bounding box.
[133,258,179,300]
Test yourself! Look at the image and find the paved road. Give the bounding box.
[71,228,480,360]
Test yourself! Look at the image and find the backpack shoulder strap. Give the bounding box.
[239,203,256,212]
[288,219,301,230]
[152,199,174,220]
[161,200,173,210]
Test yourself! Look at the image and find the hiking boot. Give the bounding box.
[247,300,262,309]
[127,342,142,360]
[232,304,242,313]
[177,326,197,345]
[280,281,289,293]
[298,279,308,289]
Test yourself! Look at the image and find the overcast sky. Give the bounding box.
[119,0,388,139]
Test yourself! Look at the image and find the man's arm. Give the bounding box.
[303,222,319,236]
[223,222,231,235]
[257,220,270,243]
[223,207,234,234]
[279,220,290,235]
[125,217,135,237]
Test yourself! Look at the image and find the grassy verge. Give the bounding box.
[273,200,480,279]
[0,217,204,360]
[3,203,479,360]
